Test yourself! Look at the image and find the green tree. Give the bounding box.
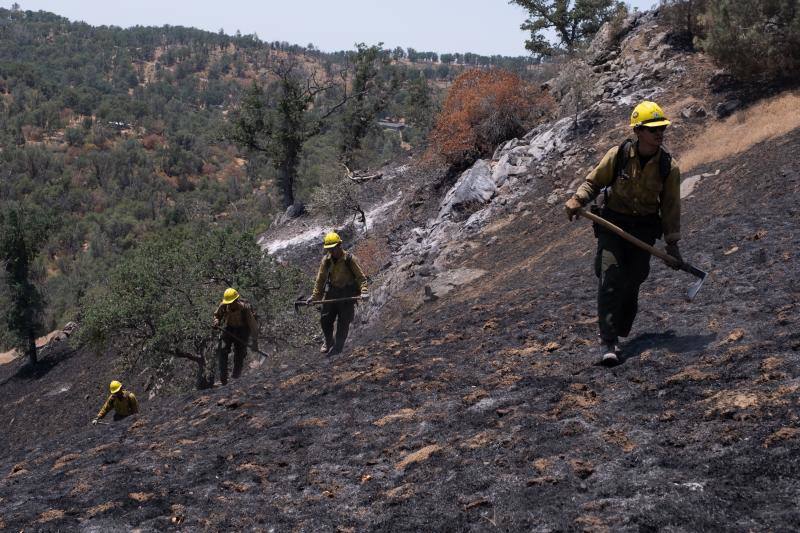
[338,43,390,167]
[228,60,354,208]
[659,0,709,46]
[78,224,312,390]
[0,206,49,366]
[510,0,625,56]
[406,71,436,133]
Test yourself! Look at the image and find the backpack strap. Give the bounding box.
[323,255,333,292]
[602,140,671,205]
[658,147,672,179]
[602,138,633,206]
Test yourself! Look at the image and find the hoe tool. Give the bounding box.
[294,295,365,314]
[211,324,271,359]
[580,210,708,301]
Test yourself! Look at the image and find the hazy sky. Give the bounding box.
[11,1,658,56]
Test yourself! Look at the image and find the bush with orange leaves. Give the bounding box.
[424,69,552,169]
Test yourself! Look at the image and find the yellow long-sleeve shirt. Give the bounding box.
[213,299,258,333]
[311,252,368,300]
[97,390,139,419]
[574,142,681,243]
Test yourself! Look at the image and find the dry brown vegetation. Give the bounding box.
[679,92,800,171]
[424,69,552,168]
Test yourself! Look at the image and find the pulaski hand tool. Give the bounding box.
[580,210,708,301]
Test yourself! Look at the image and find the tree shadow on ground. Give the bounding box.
[618,330,717,364]
[0,346,77,385]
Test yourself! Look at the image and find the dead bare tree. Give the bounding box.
[555,53,595,131]
[341,163,383,183]
[309,167,368,228]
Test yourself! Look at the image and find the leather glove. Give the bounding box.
[361,293,370,301]
[212,318,219,327]
[92,418,98,425]
[665,243,683,269]
[306,296,314,305]
[564,197,583,221]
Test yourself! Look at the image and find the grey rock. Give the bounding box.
[285,202,306,219]
[546,190,564,207]
[437,159,495,219]
[715,99,741,119]
[708,70,737,93]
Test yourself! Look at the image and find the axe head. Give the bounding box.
[294,296,307,314]
[681,263,708,301]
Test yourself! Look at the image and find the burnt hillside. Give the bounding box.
[1,121,798,533]
[2,9,800,532]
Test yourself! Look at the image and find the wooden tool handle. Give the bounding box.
[307,296,364,305]
[579,210,679,266]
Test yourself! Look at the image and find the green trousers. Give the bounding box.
[320,286,357,353]
[217,325,249,384]
[593,209,661,342]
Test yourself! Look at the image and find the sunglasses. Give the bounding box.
[644,126,667,133]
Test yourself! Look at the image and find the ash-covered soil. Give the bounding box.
[1,126,798,531]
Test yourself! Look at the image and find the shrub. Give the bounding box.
[554,56,595,130]
[64,127,85,147]
[308,176,365,226]
[659,0,708,47]
[78,224,313,391]
[141,133,164,150]
[701,0,800,82]
[424,69,550,169]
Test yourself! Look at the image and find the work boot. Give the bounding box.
[599,339,620,366]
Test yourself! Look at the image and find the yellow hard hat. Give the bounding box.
[323,232,342,249]
[221,287,240,305]
[630,101,671,128]
[109,380,122,394]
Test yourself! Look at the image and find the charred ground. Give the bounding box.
[1,123,799,531]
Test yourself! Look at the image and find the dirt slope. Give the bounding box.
[1,121,798,530]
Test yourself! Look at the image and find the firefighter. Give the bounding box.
[92,380,138,424]
[308,232,368,355]
[213,288,259,384]
[565,101,682,364]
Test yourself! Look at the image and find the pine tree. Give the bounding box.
[229,57,380,208]
[0,207,47,367]
[338,43,390,167]
[406,71,435,133]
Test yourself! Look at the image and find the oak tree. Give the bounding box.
[511,0,625,56]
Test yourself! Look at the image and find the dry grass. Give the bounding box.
[37,509,65,523]
[679,92,800,172]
